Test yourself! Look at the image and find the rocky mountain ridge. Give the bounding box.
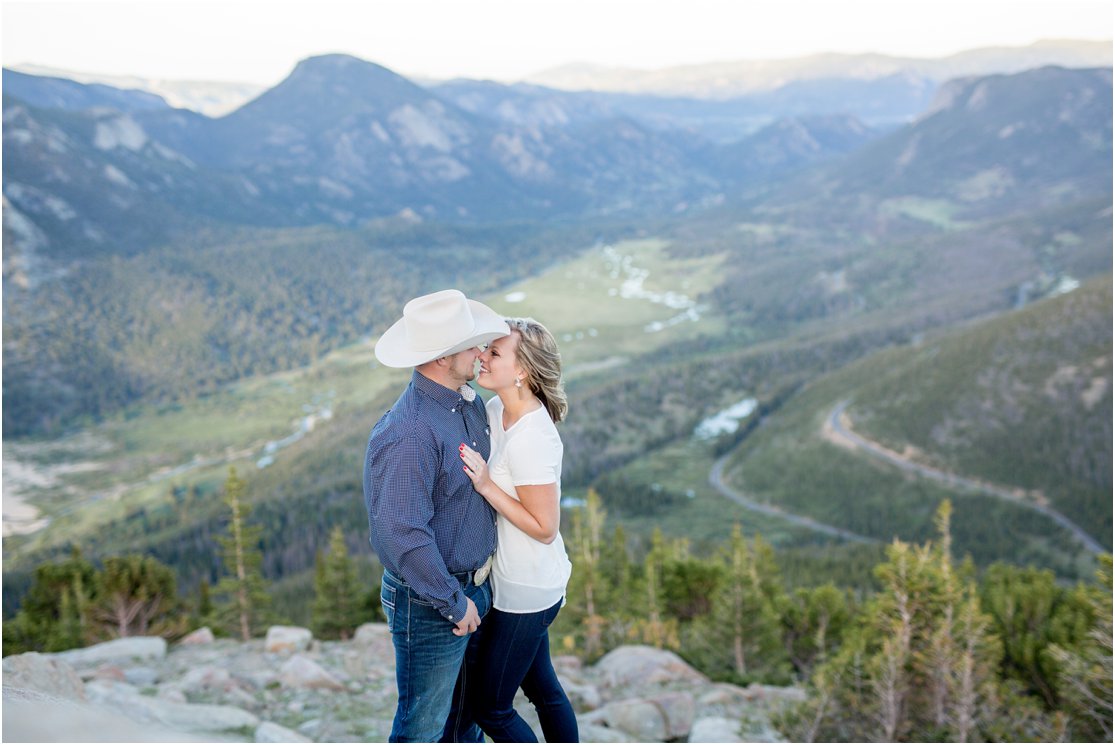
[2,625,800,742]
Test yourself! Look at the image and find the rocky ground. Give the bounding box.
[3,624,801,742]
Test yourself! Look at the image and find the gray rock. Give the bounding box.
[576,720,637,742]
[2,652,86,701]
[265,625,313,654]
[180,664,232,692]
[280,654,345,690]
[178,627,215,645]
[648,690,697,739]
[255,720,312,742]
[583,698,668,742]
[689,715,743,743]
[698,682,752,708]
[745,683,807,704]
[561,676,603,710]
[124,666,160,687]
[298,717,323,736]
[85,679,260,733]
[594,645,708,689]
[54,637,167,667]
[353,622,394,662]
[2,688,204,742]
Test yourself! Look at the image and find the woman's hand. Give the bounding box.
[459,444,493,495]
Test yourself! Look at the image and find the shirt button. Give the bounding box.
[451,408,456,412]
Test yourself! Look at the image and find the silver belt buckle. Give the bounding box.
[473,553,494,585]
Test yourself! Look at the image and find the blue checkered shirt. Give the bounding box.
[363,370,497,623]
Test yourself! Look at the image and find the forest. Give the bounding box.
[5,473,1110,743]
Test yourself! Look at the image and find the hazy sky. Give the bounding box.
[3,0,1111,84]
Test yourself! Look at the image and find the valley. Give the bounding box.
[2,57,1111,625]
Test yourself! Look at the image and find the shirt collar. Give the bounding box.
[412,369,470,411]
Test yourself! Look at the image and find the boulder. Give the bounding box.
[593,645,707,689]
[279,655,345,690]
[2,688,202,742]
[180,665,233,692]
[560,676,603,710]
[698,682,752,708]
[576,721,636,742]
[583,698,668,742]
[54,637,167,668]
[2,652,86,701]
[648,690,697,740]
[124,667,160,687]
[265,625,313,654]
[178,627,215,645]
[352,622,394,661]
[84,679,260,733]
[689,715,743,743]
[255,721,312,743]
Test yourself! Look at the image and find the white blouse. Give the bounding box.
[486,395,573,614]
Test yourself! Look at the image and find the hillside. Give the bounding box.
[719,276,1112,576]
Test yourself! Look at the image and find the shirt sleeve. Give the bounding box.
[506,424,562,486]
[367,433,468,623]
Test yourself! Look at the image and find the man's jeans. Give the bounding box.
[380,569,491,743]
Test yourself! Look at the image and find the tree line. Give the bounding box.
[5,473,1110,743]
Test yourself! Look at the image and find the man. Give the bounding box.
[363,289,509,742]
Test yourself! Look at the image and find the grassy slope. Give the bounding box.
[720,277,1112,580]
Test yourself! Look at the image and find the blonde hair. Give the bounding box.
[506,317,567,423]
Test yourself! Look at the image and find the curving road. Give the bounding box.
[708,451,877,544]
[827,400,1106,555]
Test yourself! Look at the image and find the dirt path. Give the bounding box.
[708,451,876,544]
[825,400,1106,555]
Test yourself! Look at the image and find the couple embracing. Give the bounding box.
[362,289,579,743]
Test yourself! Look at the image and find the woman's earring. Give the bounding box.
[516,377,523,398]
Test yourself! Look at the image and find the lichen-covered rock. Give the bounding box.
[2,652,86,701]
[279,654,345,690]
[255,720,312,742]
[594,645,708,689]
[265,625,313,654]
[583,698,668,742]
[54,637,167,668]
[178,627,215,645]
[648,690,697,739]
[689,715,744,742]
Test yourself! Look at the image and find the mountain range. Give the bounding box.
[3,53,1112,439]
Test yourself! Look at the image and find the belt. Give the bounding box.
[452,553,494,586]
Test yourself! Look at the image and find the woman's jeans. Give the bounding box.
[469,599,579,743]
[380,568,491,743]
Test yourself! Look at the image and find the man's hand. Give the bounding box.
[452,597,481,636]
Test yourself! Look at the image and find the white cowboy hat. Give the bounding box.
[375,289,510,368]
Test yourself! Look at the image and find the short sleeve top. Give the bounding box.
[486,395,573,613]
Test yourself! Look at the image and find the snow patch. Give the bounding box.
[504,291,527,303]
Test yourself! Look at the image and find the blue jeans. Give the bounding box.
[380,569,491,743]
[468,600,579,743]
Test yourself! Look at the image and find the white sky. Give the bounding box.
[2,0,1112,85]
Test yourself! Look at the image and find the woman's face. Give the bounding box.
[477,332,522,392]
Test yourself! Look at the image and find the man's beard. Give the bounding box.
[453,355,477,382]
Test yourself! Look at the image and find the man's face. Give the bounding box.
[447,347,481,384]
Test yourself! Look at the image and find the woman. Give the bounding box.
[458,317,579,743]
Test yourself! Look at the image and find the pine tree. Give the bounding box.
[781,501,1059,742]
[6,548,98,653]
[93,555,182,638]
[1049,554,1113,742]
[567,488,607,659]
[311,527,365,640]
[213,467,272,640]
